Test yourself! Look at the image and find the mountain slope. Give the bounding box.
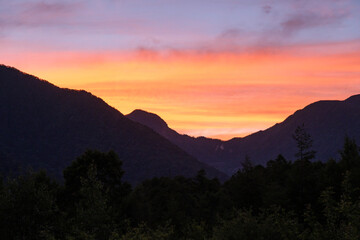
[226,96,360,169]
[0,65,227,183]
[127,96,360,175]
[127,110,225,169]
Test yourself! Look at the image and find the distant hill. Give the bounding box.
[0,65,227,184]
[127,110,224,169]
[127,95,360,175]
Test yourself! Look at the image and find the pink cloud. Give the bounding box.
[0,2,81,29]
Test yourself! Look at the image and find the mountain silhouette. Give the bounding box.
[0,65,227,184]
[127,110,225,169]
[127,96,360,175]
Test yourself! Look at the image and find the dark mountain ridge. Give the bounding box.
[128,109,224,167]
[127,95,360,175]
[0,65,227,183]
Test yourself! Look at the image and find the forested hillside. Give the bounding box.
[1,136,360,239]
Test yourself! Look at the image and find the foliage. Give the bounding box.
[339,137,360,169]
[69,165,113,240]
[212,207,301,240]
[63,150,131,202]
[117,223,173,240]
[1,138,360,239]
[302,172,360,240]
[0,171,60,240]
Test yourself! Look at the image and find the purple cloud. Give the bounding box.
[27,2,73,13]
[262,5,272,14]
[0,1,81,29]
[279,1,351,36]
[219,28,243,39]
[281,11,349,36]
[0,0,358,53]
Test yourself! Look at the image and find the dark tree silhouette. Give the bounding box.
[339,136,360,169]
[63,150,131,201]
[241,154,253,173]
[62,150,131,223]
[2,146,360,239]
[292,124,316,161]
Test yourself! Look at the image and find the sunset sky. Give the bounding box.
[1,0,360,140]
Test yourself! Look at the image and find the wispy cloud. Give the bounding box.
[280,9,350,36]
[262,5,272,14]
[0,1,81,28]
[1,0,358,52]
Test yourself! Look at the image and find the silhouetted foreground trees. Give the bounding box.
[1,138,360,239]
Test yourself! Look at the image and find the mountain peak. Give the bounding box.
[0,65,227,183]
[345,94,360,104]
[0,64,23,77]
[127,109,169,132]
[0,64,55,89]
[0,64,9,69]
[0,64,14,70]
[0,64,31,76]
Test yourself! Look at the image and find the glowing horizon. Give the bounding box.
[1,0,359,140]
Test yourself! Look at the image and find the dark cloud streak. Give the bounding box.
[262,5,271,14]
[280,10,350,36]
[27,2,75,13]
[219,28,243,39]
[0,1,82,29]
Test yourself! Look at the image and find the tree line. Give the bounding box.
[1,128,360,239]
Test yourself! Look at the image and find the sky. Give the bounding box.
[1,0,360,140]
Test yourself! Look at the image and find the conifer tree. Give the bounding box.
[292,124,316,161]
